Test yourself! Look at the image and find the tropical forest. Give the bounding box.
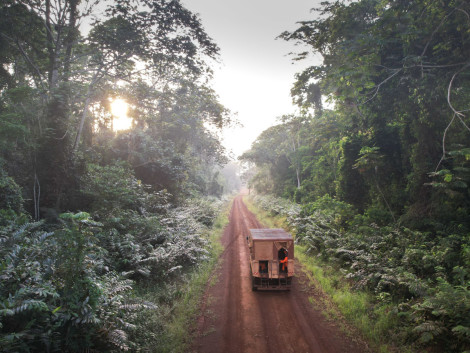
[1,0,470,353]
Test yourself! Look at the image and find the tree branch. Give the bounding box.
[433,62,470,172]
[447,62,470,122]
[421,62,469,68]
[435,113,456,172]
[420,8,456,59]
[456,7,470,21]
[360,69,401,105]
[0,33,47,91]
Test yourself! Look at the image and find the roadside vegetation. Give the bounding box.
[243,195,294,230]
[248,194,470,353]
[0,174,231,351]
[129,199,229,353]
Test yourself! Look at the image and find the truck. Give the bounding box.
[247,228,294,291]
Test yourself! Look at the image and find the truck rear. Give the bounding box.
[247,228,294,291]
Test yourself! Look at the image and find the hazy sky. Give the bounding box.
[181,0,323,157]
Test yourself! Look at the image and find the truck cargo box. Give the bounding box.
[247,229,294,291]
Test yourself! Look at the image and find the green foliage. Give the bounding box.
[0,0,232,214]
[253,194,470,352]
[82,162,169,215]
[0,213,140,352]
[129,200,229,352]
[0,0,232,351]
[244,6,470,350]
[240,123,298,196]
[251,194,301,219]
[1,154,227,351]
[412,278,470,350]
[336,135,369,211]
[0,190,225,351]
[81,162,221,281]
[240,0,470,226]
[302,194,356,229]
[0,164,23,215]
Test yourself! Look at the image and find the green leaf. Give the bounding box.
[419,331,434,343]
[452,325,470,337]
[72,212,90,220]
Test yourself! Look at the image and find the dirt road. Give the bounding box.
[193,195,371,353]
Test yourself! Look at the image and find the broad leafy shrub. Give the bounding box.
[0,219,59,352]
[302,195,356,230]
[82,163,169,216]
[150,199,220,278]
[252,194,301,219]
[94,272,157,351]
[181,197,222,227]
[99,210,166,277]
[94,199,219,281]
[412,278,470,351]
[0,213,148,352]
[354,206,394,227]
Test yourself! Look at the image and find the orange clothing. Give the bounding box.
[280,256,288,271]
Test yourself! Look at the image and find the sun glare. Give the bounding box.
[110,98,132,131]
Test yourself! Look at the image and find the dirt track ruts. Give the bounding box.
[193,195,371,353]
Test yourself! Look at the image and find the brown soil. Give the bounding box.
[192,195,372,353]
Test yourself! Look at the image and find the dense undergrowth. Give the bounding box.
[128,199,228,352]
[0,163,228,352]
[251,194,470,353]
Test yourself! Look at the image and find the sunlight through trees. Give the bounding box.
[110,98,132,131]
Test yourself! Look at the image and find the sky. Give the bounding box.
[181,0,323,158]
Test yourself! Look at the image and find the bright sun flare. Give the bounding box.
[110,98,132,131]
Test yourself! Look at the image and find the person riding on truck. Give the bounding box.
[280,248,288,272]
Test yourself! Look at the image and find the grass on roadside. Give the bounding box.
[295,245,402,353]
[130,199,231,352]
[243,195,288,230]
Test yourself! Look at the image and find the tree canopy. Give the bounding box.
[0,0,234,215]
[244,0,470,224]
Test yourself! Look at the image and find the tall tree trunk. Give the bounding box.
[73,95,91,152]
[45,0,53,85]
[45,0,58,89]
[296,167,301,189]
[73,69,102,152]
[64,0,80,82]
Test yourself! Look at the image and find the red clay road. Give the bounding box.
[193,195,371,353]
